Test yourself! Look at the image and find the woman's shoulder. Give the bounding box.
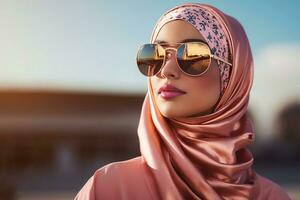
[74,156,149,200]
[96,156,143,172]
[254,172,291,200]
[93,156,144,183]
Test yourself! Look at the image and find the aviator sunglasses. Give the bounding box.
[136,41,232,77]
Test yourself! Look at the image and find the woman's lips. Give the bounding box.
[158,83,186,100]
[159,91,186,99]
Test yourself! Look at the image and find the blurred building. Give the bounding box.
[0,90,143,200]
[0,90,299,200]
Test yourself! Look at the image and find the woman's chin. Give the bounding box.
[158,103,215,119]
[158,106,188,119]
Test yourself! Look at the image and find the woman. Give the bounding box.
[74,3,291,200]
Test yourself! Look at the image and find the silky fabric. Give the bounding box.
[74,3,291,200]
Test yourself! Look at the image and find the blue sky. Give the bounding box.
[0,0,299,95]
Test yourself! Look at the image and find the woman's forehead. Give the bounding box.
[153,20,206,44]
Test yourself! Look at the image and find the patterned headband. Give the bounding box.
[151,4,232,96]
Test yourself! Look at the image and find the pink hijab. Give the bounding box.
[74,3,291,200]
[138,2,291,200]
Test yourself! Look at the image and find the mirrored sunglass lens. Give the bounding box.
[177,43,211,75]
[137,44,164,76]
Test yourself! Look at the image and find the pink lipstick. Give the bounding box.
[158,84,186,100]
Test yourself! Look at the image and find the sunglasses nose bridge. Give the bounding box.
[165,49,175,60]
[159,49,181,78]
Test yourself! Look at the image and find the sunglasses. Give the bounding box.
[136,41,232,77]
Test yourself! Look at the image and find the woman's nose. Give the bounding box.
[158,50,181,79]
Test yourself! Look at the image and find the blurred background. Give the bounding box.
[0,0,299,199]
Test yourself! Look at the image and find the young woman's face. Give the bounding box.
[150,20,221,119]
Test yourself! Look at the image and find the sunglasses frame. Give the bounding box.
[136,41,232,77]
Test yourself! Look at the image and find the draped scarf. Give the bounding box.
[137,3,257,199]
